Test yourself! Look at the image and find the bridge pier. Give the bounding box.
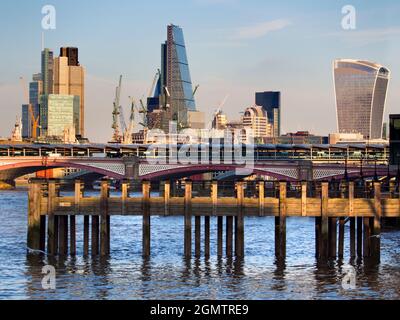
[27,182,41,251]
[275,182,287,259]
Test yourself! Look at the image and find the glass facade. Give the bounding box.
[40,95,75,137]
[41,49,54,95]
[162,24,196,127]
[334,59,390,139]
[390,115,400,165]
[255,91,281,137]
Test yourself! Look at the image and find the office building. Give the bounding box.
[212,110,228,130]
[41,48,54,95]
[54,48,85,136]
[147,24,196,131]
[334,59,390,140]
[60,47,79,66]
[264,132,328,144]
[188,111,205,129]
[242,105,273,142]
[255,91,281,137]
[22,75,43,139]
[40,94,78,137]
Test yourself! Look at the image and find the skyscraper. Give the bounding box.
[161,24,196,128]
[334,59,390,140]
[22,75,42,139]
[41,48,54,95]
[255,91,281,137]
[60,47,79,66]
[242,105,273,142]
[54,47,85,136]
[40,94,78,137]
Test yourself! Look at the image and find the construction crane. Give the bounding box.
[111,75,123,143]
[137,69,162,129]
[121,97,136,145]
[215,94,229,115]
[19,77,40,140]
[193,84,199,97]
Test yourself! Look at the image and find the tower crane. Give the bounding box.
[19,77,40,140]
[111,75,123,143]
[215,94,229,115]
[121,97,136,145]
[193,84,199,97]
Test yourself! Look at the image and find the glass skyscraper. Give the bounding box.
[161,24,196,127]
[255,91,281,137]
[41,49,54,96]
[334,59,390,140]
[40,95,77,137]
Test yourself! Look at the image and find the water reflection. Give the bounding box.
[2,190,400,299]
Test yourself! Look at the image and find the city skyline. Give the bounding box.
[0,0,400,142]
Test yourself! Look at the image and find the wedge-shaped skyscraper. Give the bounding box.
[334,59,390,139]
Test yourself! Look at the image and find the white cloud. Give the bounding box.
[233,19,292,40]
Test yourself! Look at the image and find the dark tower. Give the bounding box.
[60,47,79,66]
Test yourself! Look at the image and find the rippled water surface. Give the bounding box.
[1,189,400,300]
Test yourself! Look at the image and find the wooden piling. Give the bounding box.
[258,180,265,217]
[142,180,151,257]
[100,180,109,256]
[338,217,345,258]
[195,216,201,257]
[235,181,245,257]
[315,217,321,258]
[211,180,218,216]
[328,218,337,258]
[27,182,41,251]
[47,181,57,255]
[58,215,68,256]
[357,217,363,257]
[39,216,46,252]
[184,180,192,258]
[164,180,170,216]
[121,180,128,215]
[70,216,76,256]
[319,182,329,259]
[349,182,356,258]
[83,215,89,256]
[217,216,223,257]
[363,217,371,257]
[91,216,99,255]
[371,182,381,260]
[204,216,210,258]
[301,181,307,217]
[275,182,287,259]
[226,216,233,257]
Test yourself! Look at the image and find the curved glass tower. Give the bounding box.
[161,24,196,127]
[334,59,390,139]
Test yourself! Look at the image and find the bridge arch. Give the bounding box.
[0,160,124,182]
[139,164,299,181]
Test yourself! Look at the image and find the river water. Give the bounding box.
[0,189,400,300]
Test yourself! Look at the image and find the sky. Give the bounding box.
[0,0,399,142]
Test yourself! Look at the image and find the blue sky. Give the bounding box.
[0,0,399,142]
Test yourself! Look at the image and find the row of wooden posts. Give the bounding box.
[27,179,384,261]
